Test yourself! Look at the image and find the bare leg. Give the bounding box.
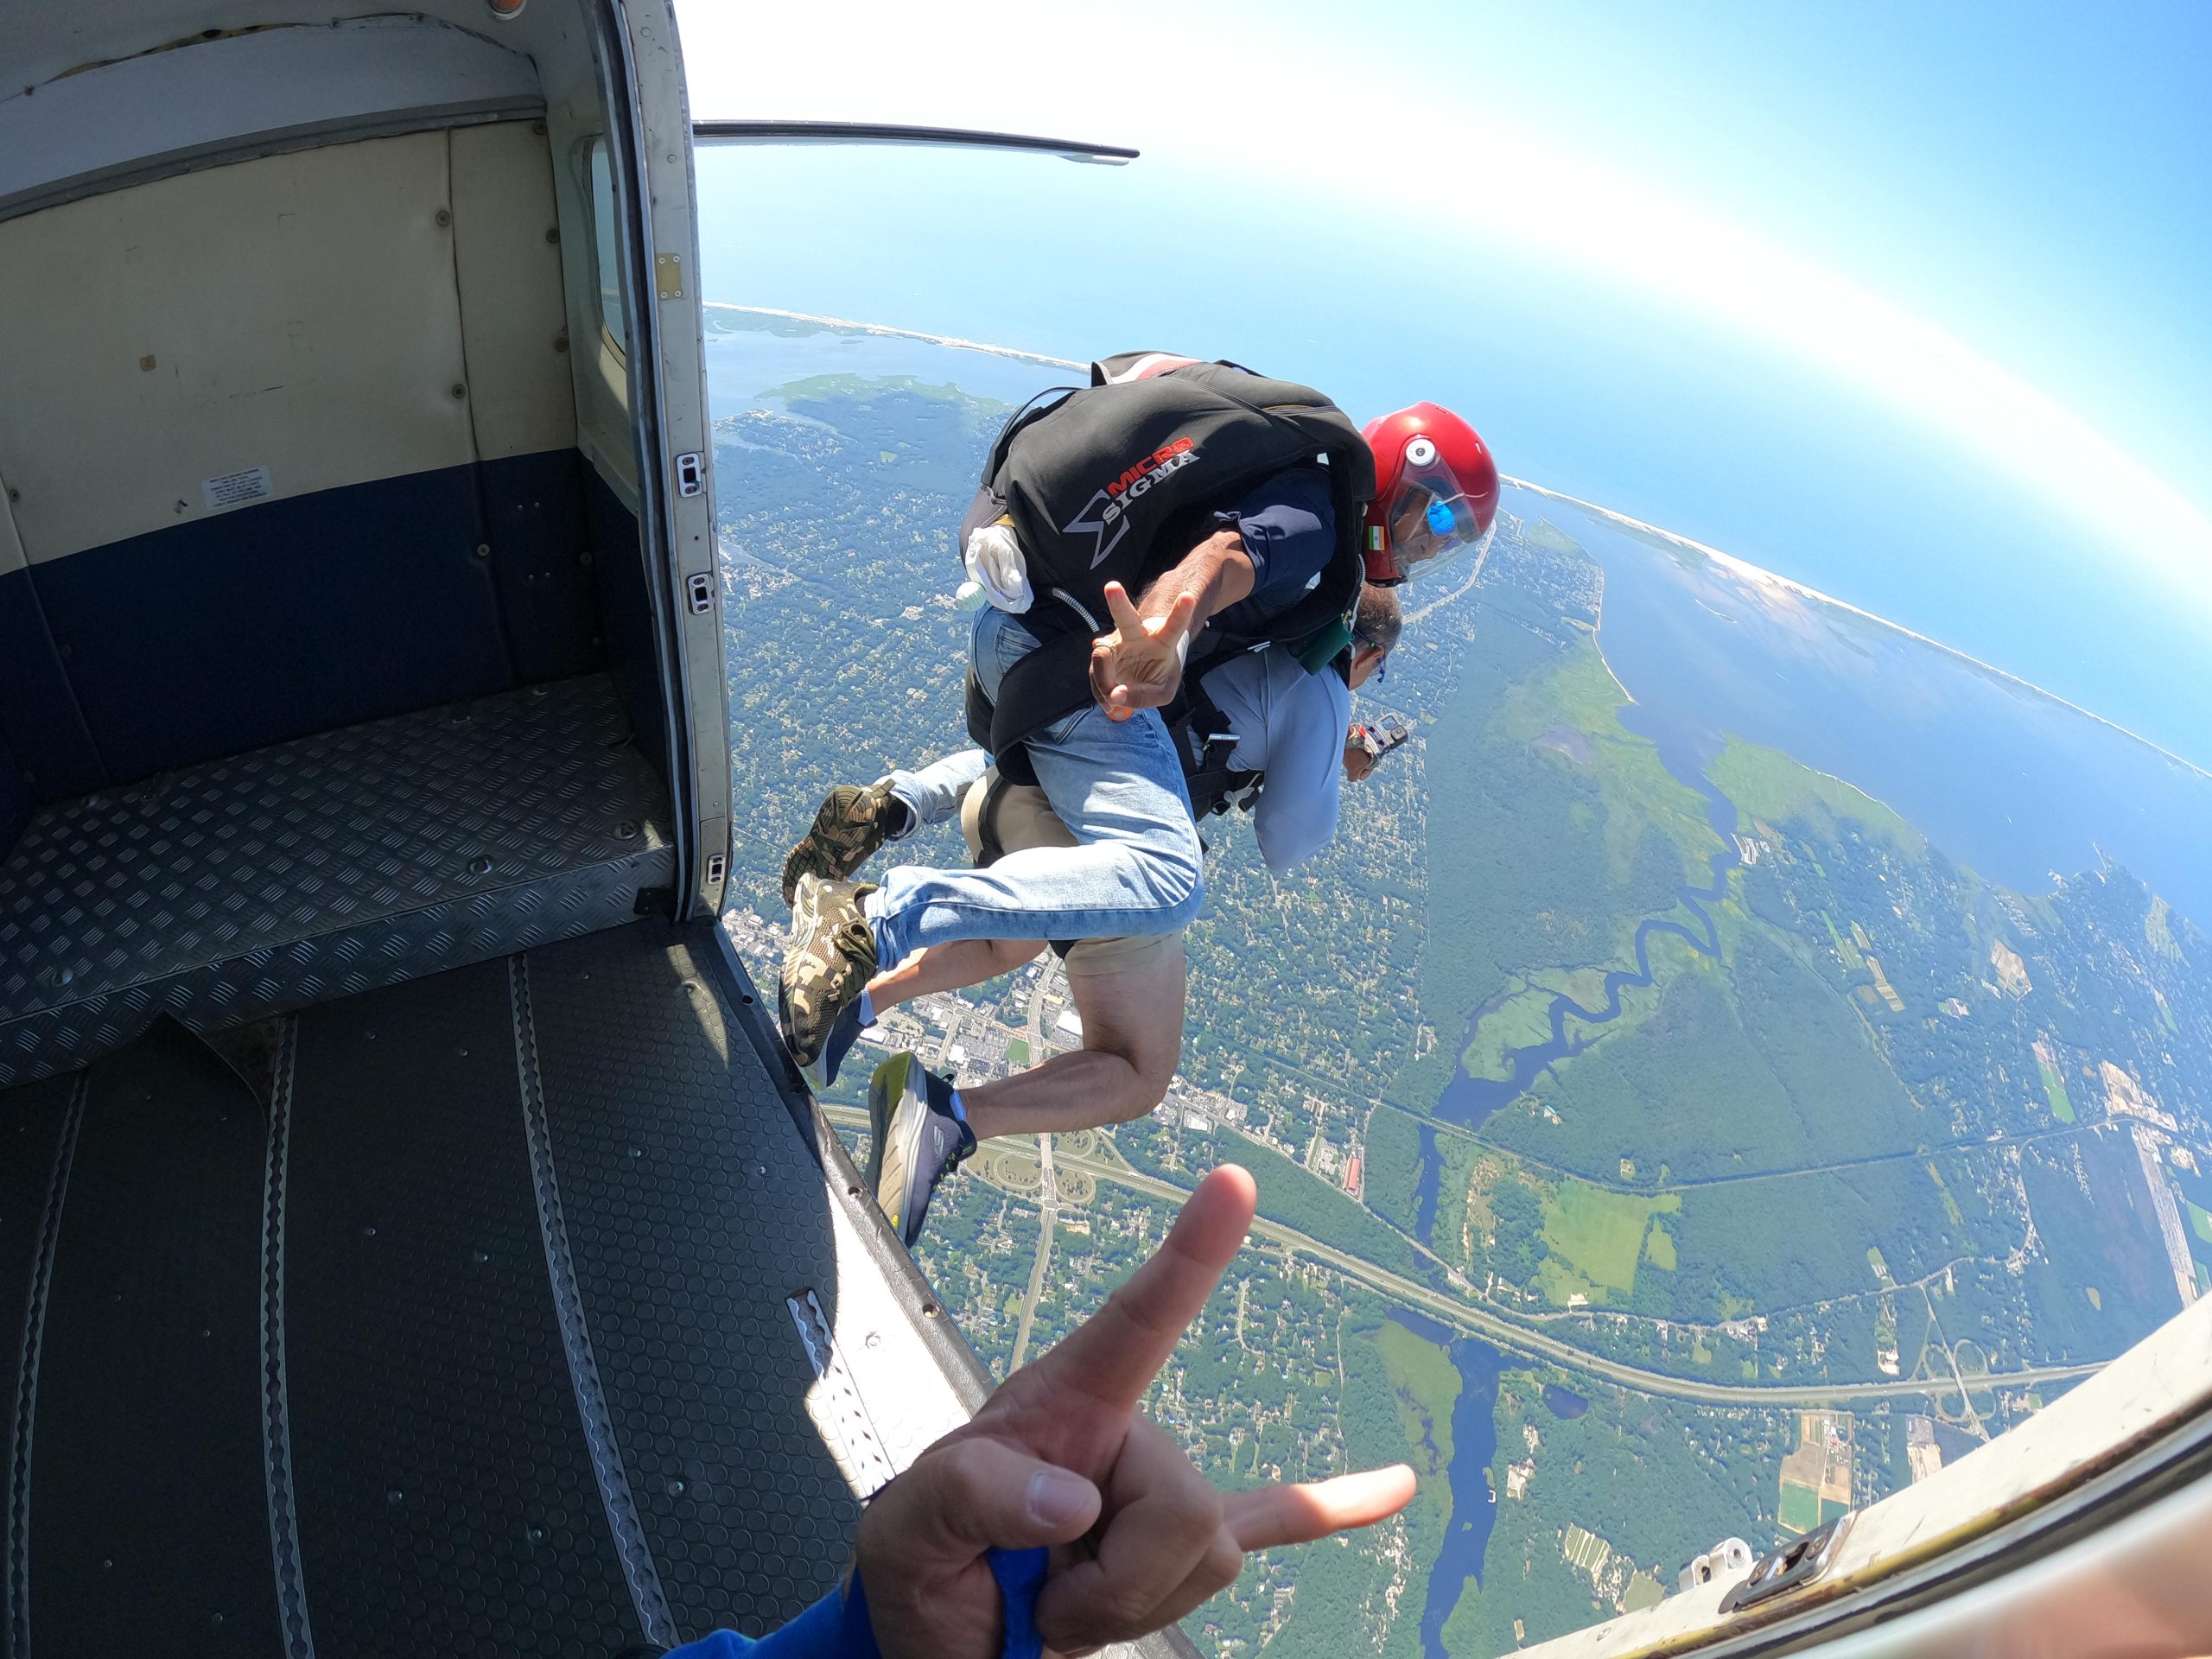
[959,944,1185,1142]
[866,938,1045,1018]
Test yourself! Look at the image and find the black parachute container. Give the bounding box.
[968,353,1376,768]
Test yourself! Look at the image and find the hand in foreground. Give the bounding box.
[1089,581,1200,720]
[856,1166,1417,1658]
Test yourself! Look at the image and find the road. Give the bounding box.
[1007,963,1061,1370]
[1390,1097,2099,1198]
[817,1106,2108,1408]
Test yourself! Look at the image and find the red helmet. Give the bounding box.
[1360,403,1499,584]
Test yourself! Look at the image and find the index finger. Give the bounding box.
[1224,1465,1417,1550]
[1102,581,1145,637]
[1023,1164,1255,1412]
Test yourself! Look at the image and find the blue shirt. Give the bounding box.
[660,1548,1047,1659]
[1202,646,1352,874]
[1203,465,1337,642]
[664,1577,877,1659]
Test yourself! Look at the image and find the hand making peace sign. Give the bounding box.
[855,1165,1418,1657]
[1089,580,1202,720]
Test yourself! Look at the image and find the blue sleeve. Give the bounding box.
[1207,467,1336,639]
[664,1572,881,1659]
[1250,671,1348,874]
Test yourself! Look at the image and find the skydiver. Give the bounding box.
[650,1167,1416,1659]
[787,586,1404,1245]
[777,355,1496,1101]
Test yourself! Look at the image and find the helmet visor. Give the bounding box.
[1384,444,1495,581]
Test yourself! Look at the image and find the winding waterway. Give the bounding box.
[1392,1312,1510,1659]
[1417,701,1742,1243]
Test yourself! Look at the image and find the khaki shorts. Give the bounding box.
[958,771,1181,976]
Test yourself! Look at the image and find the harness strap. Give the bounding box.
[972,771,1014,865]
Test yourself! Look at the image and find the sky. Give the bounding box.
[672,0,2212,766]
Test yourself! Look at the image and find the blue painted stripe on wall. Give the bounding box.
[35,463,512,781]
[480,448,603,685]
[0,732,29,857]
[22,452,610,787]
[582,466,667,792]
[0,568,107,798]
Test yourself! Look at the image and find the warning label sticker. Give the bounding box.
[201,466,273,512]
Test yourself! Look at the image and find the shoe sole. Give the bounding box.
[781,875,836,1065]
[873,1057,931,1242]
[783,788,883,906]
[863,1052,908,1197]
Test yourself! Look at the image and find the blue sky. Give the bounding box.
[677,0,2212,765]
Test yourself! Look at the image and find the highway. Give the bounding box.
[823,1103,2107,1410]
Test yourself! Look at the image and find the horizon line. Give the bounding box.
[709,302,2210,785]
[1505,479,2212,785]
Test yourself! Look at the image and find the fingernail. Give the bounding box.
[1027,1467,1095,1529]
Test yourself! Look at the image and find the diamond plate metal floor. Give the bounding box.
[0,674,673,1086]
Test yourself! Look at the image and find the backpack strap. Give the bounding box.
[1163,652,1266,822]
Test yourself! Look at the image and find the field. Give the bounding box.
[1561,1523,1612,1574]
[1374,1317,1461,1473]
[2037,1056,2077,1122]
[1540,1180,1681,1301]
[1777,1481,1821,1534]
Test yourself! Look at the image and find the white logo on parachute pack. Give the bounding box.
[1063,443,1204,569]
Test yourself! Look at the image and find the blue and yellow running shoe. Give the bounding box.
[865,1052,975,1249]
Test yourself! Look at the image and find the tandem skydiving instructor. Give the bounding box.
[775,353,1500,1070]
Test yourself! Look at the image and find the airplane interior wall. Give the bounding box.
[0,122,624,790]
[0,734,27,857]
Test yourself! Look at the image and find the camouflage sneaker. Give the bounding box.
[779,874,880,1068]
[782,783,900,907]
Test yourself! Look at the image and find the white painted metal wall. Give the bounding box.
[0,124,575,564]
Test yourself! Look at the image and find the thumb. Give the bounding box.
[864,1433,1103,1573]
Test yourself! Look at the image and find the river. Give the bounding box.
[1426,702,1740,1156]
[1392,1311,1511,1659]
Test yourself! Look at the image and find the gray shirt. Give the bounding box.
[1201,648,1353,874]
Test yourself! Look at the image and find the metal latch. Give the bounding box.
[685,572,713,614]
[1719,1513,1853,1613]
[703,852,727,887]
[675,452,703,496]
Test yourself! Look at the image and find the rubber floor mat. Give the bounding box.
[525,925,857,1640]
[22,1018,278,1656]
[283,957,641,1656]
